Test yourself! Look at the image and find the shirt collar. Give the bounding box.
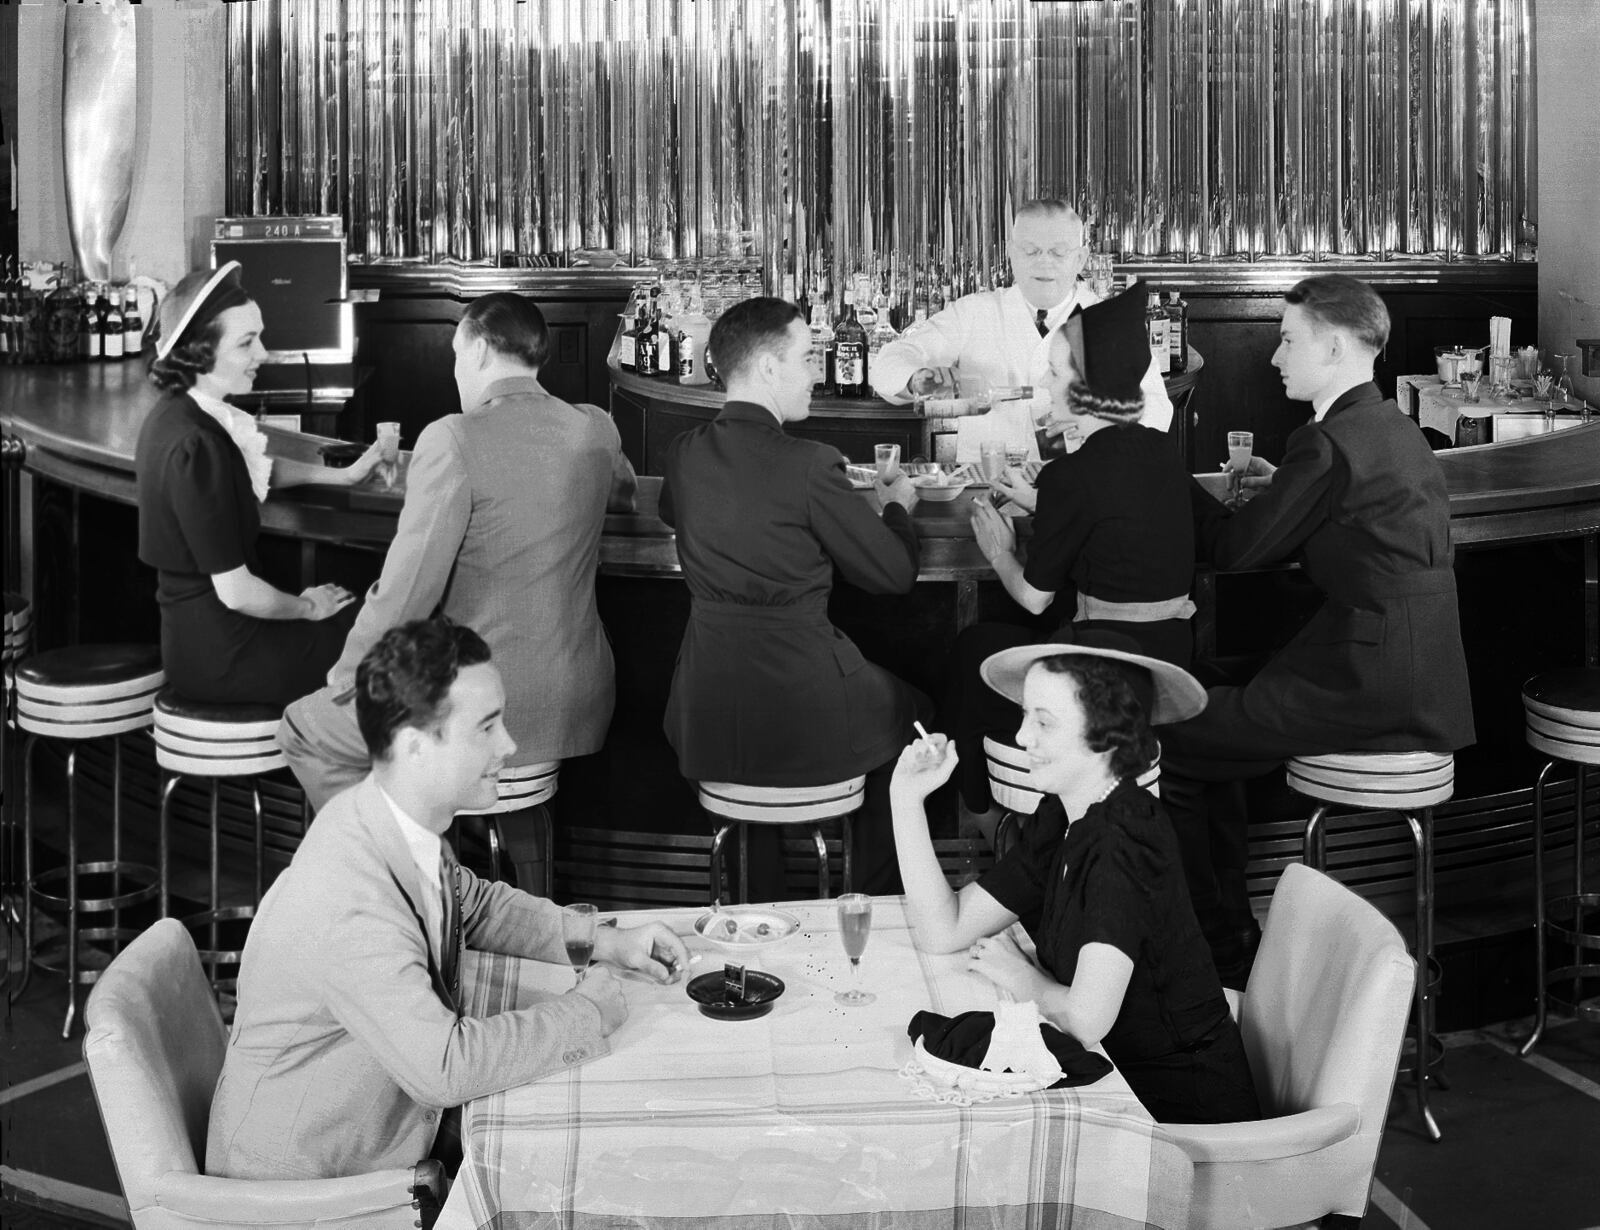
[719,400,785,428]
[189,388,246,428]
[1017,281,1093,332]
[375,780,443,888]
[465,375,544,414]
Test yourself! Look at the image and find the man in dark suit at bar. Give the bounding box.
[659,296,927,900]
[1161,274,1475,985]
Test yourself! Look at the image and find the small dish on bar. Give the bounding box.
[693,907,802,950]
[911,473,969,502]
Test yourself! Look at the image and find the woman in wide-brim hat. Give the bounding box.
[135,262,380,706]
[891,636,1260,1125]
[943,281,1198,833]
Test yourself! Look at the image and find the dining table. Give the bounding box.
[433,896,1194,1230]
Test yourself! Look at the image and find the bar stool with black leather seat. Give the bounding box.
[700,777,865,904]
[1286,748,1455,1141]
[988,735,1162,860]
[152,688,285,994]
[454,760,559,896]
[1519,667,1600,1056]
[12,643,164,1036]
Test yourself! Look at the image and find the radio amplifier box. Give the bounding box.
[212,216,352,364]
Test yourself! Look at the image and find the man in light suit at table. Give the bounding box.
[872,199,1173,439]
[208,618,688,1182]
[280,292,636,888]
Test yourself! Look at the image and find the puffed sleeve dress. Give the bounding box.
[978,780,1262,1124]
[135,391,355,706]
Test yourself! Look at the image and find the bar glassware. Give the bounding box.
[874,443,901,481]
[834,893,875,1006]
[376,421,401,490]
[979,440,1007,486]
[1226,431,1253,508]
[562,903,598,984]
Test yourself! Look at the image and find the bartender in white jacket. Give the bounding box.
[874,200,1173,440]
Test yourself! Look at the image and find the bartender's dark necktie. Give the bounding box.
[438,843,462,1012]
[1035,308,1050,337]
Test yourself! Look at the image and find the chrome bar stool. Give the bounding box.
[700,777,865,904]
[1519,668,1600,1055]
[2,594,32,991]
[13,644,163,1036]
[153,689,285,993]
[1288,749,1455,1141]
[455,760,559,897]
[988,735,1161,860]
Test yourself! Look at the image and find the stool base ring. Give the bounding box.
[183,905,258,968]
[1541,969,1600,1024]
[29,860,160,913]
[30,927,144,984]
[1543,894,1600,950]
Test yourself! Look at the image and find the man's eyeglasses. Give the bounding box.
[1013,244,1084,262]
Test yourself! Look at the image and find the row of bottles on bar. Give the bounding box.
[614,252,1192,400]
[0,259,146,365]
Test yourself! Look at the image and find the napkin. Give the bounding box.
[907,1008,1113,1088]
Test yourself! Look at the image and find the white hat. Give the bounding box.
[979,640,1206,725]
[155,261,245,360]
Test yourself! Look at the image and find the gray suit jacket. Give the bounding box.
[205,776,609,1180]
[280,376,629,807]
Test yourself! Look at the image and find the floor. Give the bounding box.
[5,928,1600,1229]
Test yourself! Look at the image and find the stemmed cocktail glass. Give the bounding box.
[835,893,875,1006]
[1225,431,1253,509]
[563,902,598,984]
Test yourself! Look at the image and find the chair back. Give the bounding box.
[1242,863,1414,1124]
[84,919,229,1218]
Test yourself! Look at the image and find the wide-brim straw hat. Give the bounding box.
[979,636,1207,726]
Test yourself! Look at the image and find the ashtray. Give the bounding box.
[693,907,801,950]
[687,968,785,1020]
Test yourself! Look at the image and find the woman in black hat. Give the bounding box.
[135,262,380,706]
[943,282,1196,830]
[893,640,1260,1125]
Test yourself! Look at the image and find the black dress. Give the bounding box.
[135,392,353,707]
[978,781,1261,1125]
[944,424,1196,809]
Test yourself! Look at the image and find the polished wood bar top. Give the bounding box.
[5,363,1599,573]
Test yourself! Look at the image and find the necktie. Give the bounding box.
[438,844,462,1011]
[1035,308,1050,338]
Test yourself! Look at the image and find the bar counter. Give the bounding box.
[5,361,1600,1031]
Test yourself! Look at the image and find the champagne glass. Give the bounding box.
[834,893,875,1006]
[375,421,401,490]
[562,902,598,984]
[1225,431,1253,508]
[1553,354,1575,410]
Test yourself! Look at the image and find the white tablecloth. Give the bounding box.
[437,897,1193,1230]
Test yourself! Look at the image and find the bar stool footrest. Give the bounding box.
[29,860,160,912]
[1543,894,1600,950]
[30,927,144,984]
[1397,1032,1447,1080]
[1542,967,1600,1024]
[183,905,257,969]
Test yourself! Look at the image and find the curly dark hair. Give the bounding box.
[356,617,493,760]
[1032,656,1158,779]
[147,316,227,393]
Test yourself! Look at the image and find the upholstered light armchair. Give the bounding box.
[1163,863,1415,1230]
[83,918,444,1230]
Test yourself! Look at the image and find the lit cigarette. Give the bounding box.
[914,721,932,741]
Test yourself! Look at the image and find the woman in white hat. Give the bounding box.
[891,638,1259,1124]
[135,262,380,706]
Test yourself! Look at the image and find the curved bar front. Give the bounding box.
[5,363,1600,1026]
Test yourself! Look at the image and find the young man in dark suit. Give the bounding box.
[1161,274,1475,985]
[659,296,927,899]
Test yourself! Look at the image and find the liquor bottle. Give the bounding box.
[122,285,144,358]
[635,294,658,378]
[834,289,868,398]
[652,294,675,377]
[677,288,713,386]
[617,291,639,373]
[79,285,100,360]
[853,274,877,334]
[1145,291,1170,376]
[0,259,13,362]
[911,275,929,326]
[931,282,948,315]
[102,287,125,360]
[1164,290,1188,374]
[810,301,835,396]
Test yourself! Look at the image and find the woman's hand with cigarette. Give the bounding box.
[892,721,960,802]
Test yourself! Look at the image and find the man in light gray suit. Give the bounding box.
[281,293,636,885]
[208,619,688,1181]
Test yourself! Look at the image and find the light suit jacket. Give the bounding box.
[281,376,630,805]
[205,776,609,1180]
[872,283,1174,432]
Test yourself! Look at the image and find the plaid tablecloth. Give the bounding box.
[439,898,1193,1230]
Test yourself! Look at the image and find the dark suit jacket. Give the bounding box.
[659,401,921,785]
[1193,382,1474,751]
